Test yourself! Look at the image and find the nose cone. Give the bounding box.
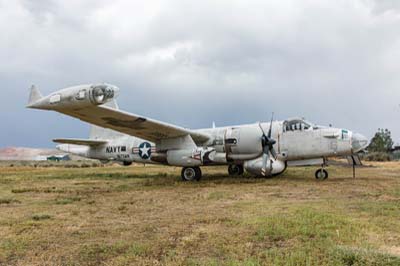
[352,133,369,153]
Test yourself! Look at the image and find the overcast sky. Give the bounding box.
[1,0,400,148]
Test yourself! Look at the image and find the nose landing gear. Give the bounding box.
[315,168,328,180]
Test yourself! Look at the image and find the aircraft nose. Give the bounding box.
[351,133,369,153]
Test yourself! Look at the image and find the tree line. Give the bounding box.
[365,128,397,161]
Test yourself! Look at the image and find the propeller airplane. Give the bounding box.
[27,84,369,181]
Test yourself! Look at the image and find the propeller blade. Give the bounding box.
[268,112,274,138]
[261,151,269,176]
[259,122,266,136]
[269,148,278,160]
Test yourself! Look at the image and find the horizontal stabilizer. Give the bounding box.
[53,138,108,146]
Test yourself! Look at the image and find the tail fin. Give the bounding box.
[89,100,124,140]
[27,85,43,106]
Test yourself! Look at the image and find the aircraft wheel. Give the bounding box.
[181,167,202,181]
[315,169,328,180]
[228,165,244,176]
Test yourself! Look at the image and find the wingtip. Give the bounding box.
[27,85,43,108]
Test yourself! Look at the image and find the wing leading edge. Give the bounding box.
[59,105,210,144]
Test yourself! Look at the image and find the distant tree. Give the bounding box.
[368,128,394,153]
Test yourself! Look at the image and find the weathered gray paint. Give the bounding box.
[29,84,369,176]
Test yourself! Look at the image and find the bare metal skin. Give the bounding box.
[27,84,368,181]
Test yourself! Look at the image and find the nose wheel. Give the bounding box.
[181,167,202,181]
[228,165,244,176]
[315,169,328,180]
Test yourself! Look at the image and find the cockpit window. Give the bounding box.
[284,119,313,132]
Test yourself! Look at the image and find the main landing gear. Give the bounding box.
[315,168,328,180]
[181,167,202,181]
[228,165,244,176]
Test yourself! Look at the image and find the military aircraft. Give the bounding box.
[27,84,369,181]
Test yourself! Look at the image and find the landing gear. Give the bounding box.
[315,169,328,180]
[228,165,244,176]
[181,167,202,181]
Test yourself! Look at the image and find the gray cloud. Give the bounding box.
[369,0,400,14]
[1,0,400,147]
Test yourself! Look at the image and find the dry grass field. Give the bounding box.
[0,162,399,266]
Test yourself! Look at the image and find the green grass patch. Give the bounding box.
[207,191,226,200]
[31,214,52,221]
[55,196,81,205]
[12,187,67,194]
[79,243,124,257]
[252,208,363,244]
[11,188,37,194]
[330,246,400,266]
[355,201,400,218]
[0,198,21,205]
[126,243,150,256]
[77,242,131,266]
[0,238,29,264]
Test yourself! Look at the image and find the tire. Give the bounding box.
[181,167,202,181]
[315,169,328,180]
[228,165,244,176]
[194,167,202,181]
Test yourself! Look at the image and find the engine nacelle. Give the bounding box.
[244,157,287,176]
[225,126,263,161]
[61,84,119,108]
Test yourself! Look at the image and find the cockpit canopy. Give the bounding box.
[283,118,316,132]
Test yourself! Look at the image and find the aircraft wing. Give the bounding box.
[57,105,210,144]
[27,84,211,145]
[53,138,108,146]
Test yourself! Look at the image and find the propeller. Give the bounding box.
[259,113,278,176]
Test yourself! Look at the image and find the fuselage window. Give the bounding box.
[49,94,61,104]
[284,120,312,132]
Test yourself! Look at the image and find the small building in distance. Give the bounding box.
[34,155,48,161]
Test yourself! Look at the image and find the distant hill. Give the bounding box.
[0,147,66,161]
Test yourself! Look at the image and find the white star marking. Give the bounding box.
[140,144,151,158]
